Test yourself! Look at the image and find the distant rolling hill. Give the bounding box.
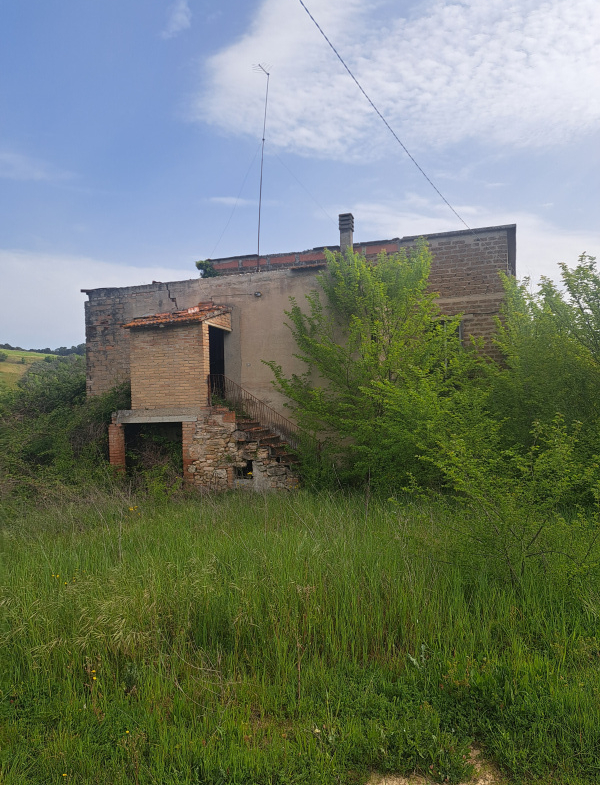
[0,349,51,390]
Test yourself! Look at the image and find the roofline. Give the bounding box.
[398,223,516,243]
[201,223,517,262]
[81,223,517,295]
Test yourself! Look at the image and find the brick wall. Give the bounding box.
[206,225,515,282]
[129,322,209,409]
[84,281,192,397]
[205,312,232,331]
[83,224,515,407]
[108,422,126,472]
[181,421,196,482]
[84,294,132,397]
[419,229,514,349]
[202,225,514,352]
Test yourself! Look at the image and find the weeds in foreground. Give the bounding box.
[1,492,599,784]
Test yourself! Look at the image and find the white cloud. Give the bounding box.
[3,210,598,347]
[0,150,72,181]
[0,250,193,348]
[194,0,600,159]
[208,196,280,208]
[161,0,192,39]
[209,196,257,207]
[347,196,600,283]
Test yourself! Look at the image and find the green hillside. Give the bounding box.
[0,349,51,390]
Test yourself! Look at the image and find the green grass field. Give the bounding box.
[0,349,51,390]
[1,491,599,784]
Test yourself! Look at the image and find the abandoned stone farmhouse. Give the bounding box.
[83,214,516,491]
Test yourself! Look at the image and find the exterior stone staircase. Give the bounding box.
[234,419,300,467]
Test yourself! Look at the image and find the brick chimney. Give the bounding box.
[339,213,354,253]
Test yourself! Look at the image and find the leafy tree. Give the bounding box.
[489,257,600,452]
[267,243,481,489]
[427,400,600,586]
[539,253,600,360]
[8,355,87,416]
[423,255,600,584]
[195,259,219,278]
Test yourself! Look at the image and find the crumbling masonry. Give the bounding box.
[84,214,516,491]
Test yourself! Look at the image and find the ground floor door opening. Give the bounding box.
[209,325,225,377]
[123,422,183,476]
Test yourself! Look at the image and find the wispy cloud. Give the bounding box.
[209,196,257,207]
[0,150,72,181]
[208,196,279,208]
[346,196,600,283]
[161,0,192,39]
[194,0,600,159]
[0,250,193,347]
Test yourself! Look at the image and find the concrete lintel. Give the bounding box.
[114,408,208,425]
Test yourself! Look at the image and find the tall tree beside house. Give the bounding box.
[267,243,482,489]
[488,254,600,456]
[420,257,600,584]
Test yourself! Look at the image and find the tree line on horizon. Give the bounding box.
[0,341,85,356]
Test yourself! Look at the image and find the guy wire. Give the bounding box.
[296,0,472,233]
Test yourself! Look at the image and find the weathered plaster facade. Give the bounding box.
[83,215,516,489]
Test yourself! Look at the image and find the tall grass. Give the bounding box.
[1,491,599,783]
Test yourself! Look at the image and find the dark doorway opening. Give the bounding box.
[124,422,183,475]
[209,326,225,377]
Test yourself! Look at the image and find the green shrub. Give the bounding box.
[0,357,130,501]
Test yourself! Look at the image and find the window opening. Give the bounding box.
[235,460,253,479]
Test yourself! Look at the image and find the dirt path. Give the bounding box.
[368,747,507,785]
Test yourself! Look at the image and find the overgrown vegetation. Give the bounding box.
[267,243,480,491]
[2,493,600,784]
[0,355,130,502]
[2,249,600,782]
[269,248,600,586]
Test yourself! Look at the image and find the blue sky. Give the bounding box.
[1,0,599,348]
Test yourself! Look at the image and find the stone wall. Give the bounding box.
[184,408,298,493]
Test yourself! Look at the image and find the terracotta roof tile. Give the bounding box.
[123,303,231,329]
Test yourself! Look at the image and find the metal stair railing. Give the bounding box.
[207,374,302,450]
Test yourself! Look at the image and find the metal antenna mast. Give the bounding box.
[254,64,271,263]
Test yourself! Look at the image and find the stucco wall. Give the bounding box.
[83,224,516,416]
[84,268,326,414]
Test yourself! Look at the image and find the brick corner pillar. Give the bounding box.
[182,422,197,483]
[108,423,126,474]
